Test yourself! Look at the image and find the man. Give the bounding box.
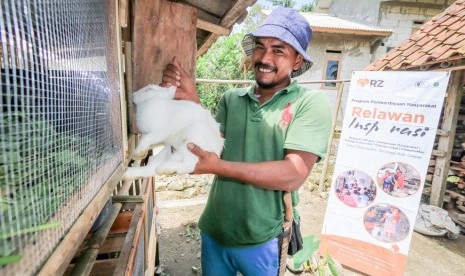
[162,7,332,276]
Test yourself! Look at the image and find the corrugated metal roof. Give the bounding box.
[263,10,392,37]
[302,13,392,36]
[366,0,465,71]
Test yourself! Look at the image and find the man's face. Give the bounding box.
[251,37,303,90]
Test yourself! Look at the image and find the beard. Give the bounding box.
[256,79,276,89]
[254,62,293,89]
[254,61,278,89]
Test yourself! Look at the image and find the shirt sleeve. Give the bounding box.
[214,92,228,134]
[284,90,332,162]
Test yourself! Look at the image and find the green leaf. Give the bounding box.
[327,256,339,276]
[0,221,61,239]
[0,254,21,265]
[293,235,321,270]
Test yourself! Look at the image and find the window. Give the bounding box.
[322,50,342,89]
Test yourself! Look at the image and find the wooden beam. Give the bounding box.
[75,233,126,256]
[430,71,464,207]
[197,18,230,36]
[109,211,134,234]
[90,259,120,276]
[112,195,144,203]
[144,179,156,276]
[113,178,152,275]
[197,0,256,57]
[319,82,345,194]
[118,0,128,27]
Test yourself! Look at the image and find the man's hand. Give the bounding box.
[187,143,221,174]
[161,56,200,103]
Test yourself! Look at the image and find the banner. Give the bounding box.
[320,71,450,276]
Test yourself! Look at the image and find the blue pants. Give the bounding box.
[201,232,279,276]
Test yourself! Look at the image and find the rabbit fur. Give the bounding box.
[123,84,223,179]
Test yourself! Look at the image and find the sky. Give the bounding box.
[256,0,316,9]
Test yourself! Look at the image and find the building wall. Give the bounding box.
[317,0,383,25]
[298,33,374,125]
[299,33,373,86]
[318,0,455,62]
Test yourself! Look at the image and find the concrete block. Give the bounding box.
[379,19,400,27]
[398,20,413,28]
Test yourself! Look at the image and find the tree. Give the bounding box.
[195,4,266,112]
[196,32,248,112]
[300,3,314,12]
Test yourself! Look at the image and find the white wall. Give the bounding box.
[296,33,374,127]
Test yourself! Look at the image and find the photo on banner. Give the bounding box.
[320,71,450,276]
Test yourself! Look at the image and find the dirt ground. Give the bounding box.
[155,184,465,276]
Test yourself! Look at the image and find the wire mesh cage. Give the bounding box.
[0,0,123,274]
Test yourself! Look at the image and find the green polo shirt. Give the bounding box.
[198,80,332,247]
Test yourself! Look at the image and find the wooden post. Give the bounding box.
[430,71,464,207]
[113,178,152,275]
[318,82,345,194]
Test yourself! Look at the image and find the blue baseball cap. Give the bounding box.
[241,7,313,77]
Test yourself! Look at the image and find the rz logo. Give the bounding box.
[357,79,384,87]
[370,80,384,87]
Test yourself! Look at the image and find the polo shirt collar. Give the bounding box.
[239,80,299,99]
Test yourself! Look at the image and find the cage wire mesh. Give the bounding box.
[0,0,123,274]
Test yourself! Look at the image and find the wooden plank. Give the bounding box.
[113,202,144,275]
[432,149,446,157]
[436,129,449,136]
[132,0,197,90]
[110,211,134,234]
[144,209,158,276]
[430,71,464,206]
[99,234,126,254]
[196,0,256,57]
[90,258,118,276]
[66,259,120,276]
[124,181,150,275]
[115,0,129,163]
[89,259,120,276]
[112,195,144,203]
[143,179,155,275]
[113,178,151,275]
[119,0,128,27]
[74,233,126,256]
[124,42,137,136]
[319,82,345,193]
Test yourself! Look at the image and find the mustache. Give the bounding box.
[254,62,277,72]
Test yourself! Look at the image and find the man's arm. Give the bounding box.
[188,143,317,192]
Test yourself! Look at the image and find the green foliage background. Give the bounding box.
[196,32,253,112]
[195,4,265,112]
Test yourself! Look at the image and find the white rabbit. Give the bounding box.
[123,84,223,179]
